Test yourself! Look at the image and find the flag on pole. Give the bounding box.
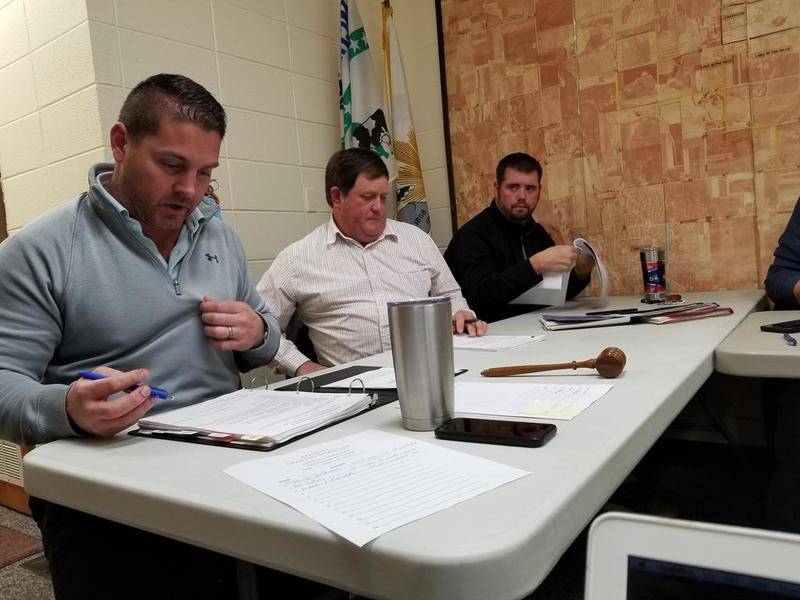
[382,0,431,232]
[339,0,392,161]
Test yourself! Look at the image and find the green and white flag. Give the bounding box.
[339,0,392,161]
[383,1,431,232]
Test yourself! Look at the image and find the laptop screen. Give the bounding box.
[627,556,800,599]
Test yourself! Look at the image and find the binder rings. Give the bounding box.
[129,365,396,452]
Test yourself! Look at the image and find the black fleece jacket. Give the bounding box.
[444,200,590,322]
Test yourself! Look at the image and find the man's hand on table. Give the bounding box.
[453,310,488,337]
[295,361,326,376]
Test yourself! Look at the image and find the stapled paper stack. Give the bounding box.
[137,388,372,449]
[540,302,733,331]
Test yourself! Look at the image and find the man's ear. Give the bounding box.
[493,180,500,198]
[329,186,343,207]
[109,122,129,163]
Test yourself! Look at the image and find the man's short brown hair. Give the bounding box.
[496,152,543,184]
[119,73,226,141]
[325,148,389,206]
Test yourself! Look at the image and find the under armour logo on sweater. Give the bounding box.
[205,253,219,263]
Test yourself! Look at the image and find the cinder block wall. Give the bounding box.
[0,0,452,284]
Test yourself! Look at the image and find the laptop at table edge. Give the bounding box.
[585,511,800,599]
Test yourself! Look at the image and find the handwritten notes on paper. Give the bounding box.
[455,382,613,420]
[224,430,529,547]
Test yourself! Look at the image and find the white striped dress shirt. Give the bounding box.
[256,218,472,375]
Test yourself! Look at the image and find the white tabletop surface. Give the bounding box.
[715,310,800,378]
[23,290,764,600]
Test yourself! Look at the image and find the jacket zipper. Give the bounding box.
[113,210,206,296]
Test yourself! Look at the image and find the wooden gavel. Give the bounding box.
[480,347,627,379]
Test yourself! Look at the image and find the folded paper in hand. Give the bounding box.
[510,237,608,307]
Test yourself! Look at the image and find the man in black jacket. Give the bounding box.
[444,153,594,322]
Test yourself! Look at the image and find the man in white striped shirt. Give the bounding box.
[257,148,487,376]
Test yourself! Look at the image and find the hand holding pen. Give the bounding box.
[66,367,158,437]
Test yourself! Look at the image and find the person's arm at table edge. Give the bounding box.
[0,215,83,444]
[445,229,542,318]
[428,235,487,336]
[254,250,322,376]
[766,199,800,308]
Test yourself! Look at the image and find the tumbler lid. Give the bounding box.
[387,295,451,308]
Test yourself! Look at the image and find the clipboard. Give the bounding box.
[128,365,396,452]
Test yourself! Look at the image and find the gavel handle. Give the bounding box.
[481,359,596,377]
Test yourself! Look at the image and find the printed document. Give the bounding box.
[510,237,608,307]
[138,388,371,446]
[321,366,468,389]
[321,367,399,389]
[455,381,613,420]
[224,430,529,547]
[573,237,608,307]
[452,334,546,351]
[510,271,569,306]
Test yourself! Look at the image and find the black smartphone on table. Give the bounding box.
[435,418,556,447]
[760,319,800,334]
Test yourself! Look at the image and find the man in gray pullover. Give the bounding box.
[0,75,283,598]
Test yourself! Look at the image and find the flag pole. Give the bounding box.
[381,0,393,129]
[381,0,398,219]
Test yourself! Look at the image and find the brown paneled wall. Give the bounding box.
[440,0,800,295]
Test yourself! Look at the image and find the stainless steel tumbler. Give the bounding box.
[387,297,455,431]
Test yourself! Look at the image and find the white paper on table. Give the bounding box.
[138,388,370,443]
[224,430,530,547]
[454,381,613,420]
[320,367,399,389]
[510,271,569,306]
[321,366,468,389]
[452,334,546,351]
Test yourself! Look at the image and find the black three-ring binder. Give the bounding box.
[129,365,397,451]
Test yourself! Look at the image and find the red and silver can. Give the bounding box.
[639,247,666,302]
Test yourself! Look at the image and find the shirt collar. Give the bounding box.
[326,216,398,247]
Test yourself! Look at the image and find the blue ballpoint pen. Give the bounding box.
[77,370,173,400]
[784,332,798,347]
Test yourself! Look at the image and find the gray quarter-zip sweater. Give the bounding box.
[0,164,280,444]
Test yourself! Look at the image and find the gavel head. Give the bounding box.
[595,347,626,378]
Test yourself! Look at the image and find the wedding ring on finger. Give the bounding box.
[226,326,234,340]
